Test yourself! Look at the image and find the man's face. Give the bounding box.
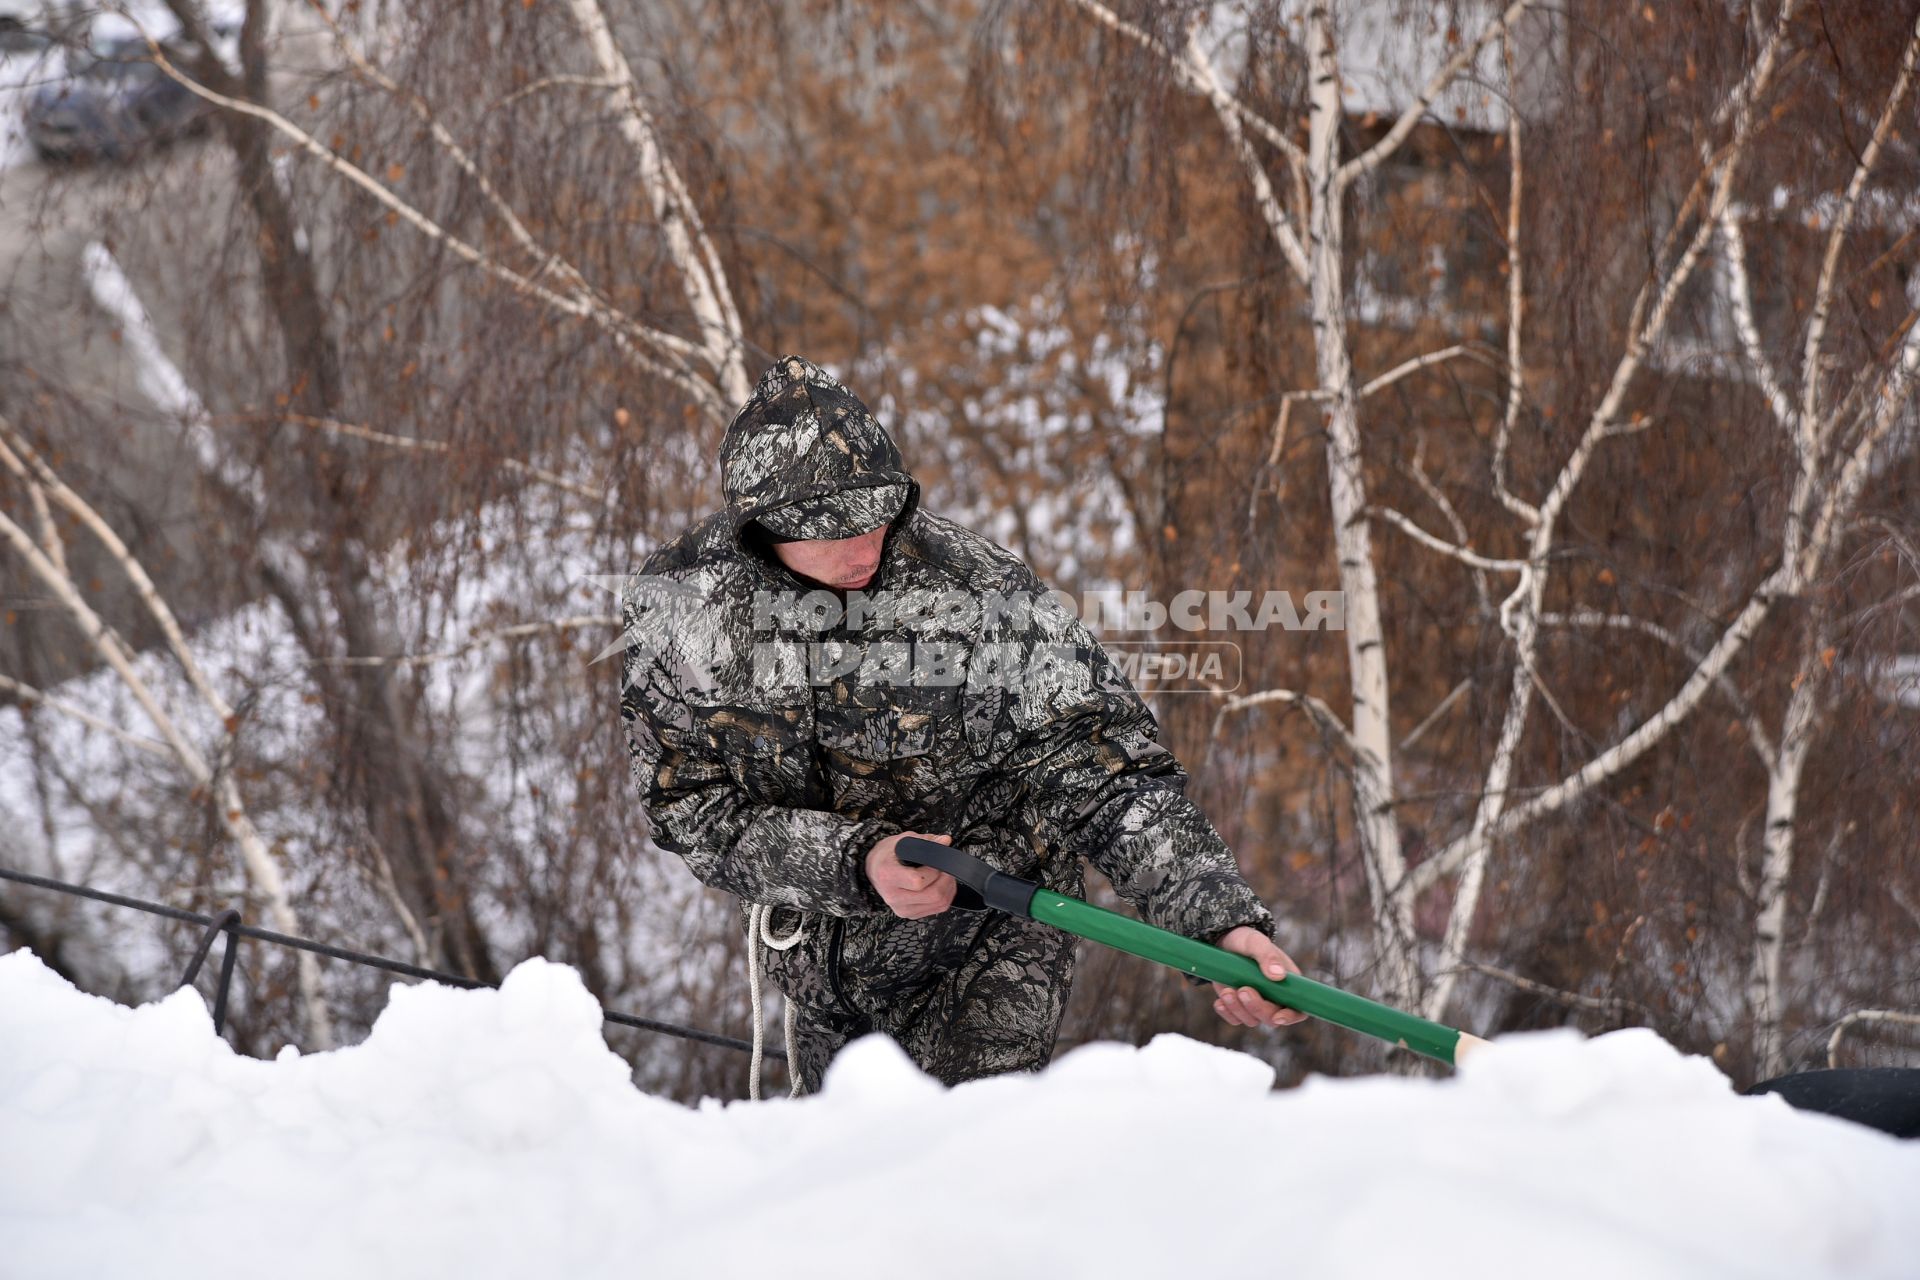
[770,526,888,590]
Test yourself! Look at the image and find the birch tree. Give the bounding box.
[122,0,755,982]
[6,0,760,1053]
[1051,0,1920,1061]
[0,418,335,1046]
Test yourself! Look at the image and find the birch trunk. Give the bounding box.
[1305,4,1419,1006]
[0,495,334,1047]
[1747,660,1818,1078]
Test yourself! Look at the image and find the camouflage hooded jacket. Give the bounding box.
[619,356,1273,1016]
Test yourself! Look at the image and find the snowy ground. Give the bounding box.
[2,951,1915,1280]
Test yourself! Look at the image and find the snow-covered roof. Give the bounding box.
[3,950,1916,1278]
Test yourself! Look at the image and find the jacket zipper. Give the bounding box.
[825,915,857,1015]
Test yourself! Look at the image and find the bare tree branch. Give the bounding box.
[1398,677,1471,753]
[0,492,332,1045]
[1827,1009,1920,1069]
[1463,960,1653,1020]
[1057,0,1309,175]
[271,414,602,501]
[1803,303,1920,575]
[563,0,750,404]
[1,422,247,746]
[1416,5,1803,1018]
[0,674,174,760]
[1798,11,1920,439]
[1210,685,1360,758]
[1407,436,1492,615]
[317,615,622,668]
[1180,17,1311,283]
[485,73,623,115]
[304,0,612,318]
[1357,343,1490,399]
[1369,504,1529,572]
[1337,0,1535,188]
[1406,570,1789,900]
[1538,608,1777,767]
[22,480,69,580]
[135,33,730,421]
[1718,209,1797,433]
[1495,31,1540,526]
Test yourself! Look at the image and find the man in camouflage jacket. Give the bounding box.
[620,355,1301,1093]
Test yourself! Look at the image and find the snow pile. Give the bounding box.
[1,951,1915,1280]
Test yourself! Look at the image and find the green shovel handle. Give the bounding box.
[897,837,1484,1066]
[1028,890,1474,1064]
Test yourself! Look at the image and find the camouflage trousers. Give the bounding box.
[782,907,1077,1093]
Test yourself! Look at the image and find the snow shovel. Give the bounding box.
[897,836,1489,1067]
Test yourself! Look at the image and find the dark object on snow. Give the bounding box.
[25,35,214,163]
[1746,1068,1920,1139]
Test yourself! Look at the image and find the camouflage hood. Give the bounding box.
[720,355,918,542]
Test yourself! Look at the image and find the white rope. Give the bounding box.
[745,902,805,1100]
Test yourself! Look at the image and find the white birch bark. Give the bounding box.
[1415,0,1803,1020]
[1740,11,1920,1070]
[1302,4,1418,1006]
[1075,0,1534,1009]
[1050,2,1920,1045]
[1746,646,1820,1078]
[563,0,751,407]
[0,443,333,1047]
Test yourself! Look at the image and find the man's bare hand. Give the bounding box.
[865,831,958,919]
[1211,925,1307,1028]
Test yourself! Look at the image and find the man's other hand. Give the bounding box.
[1211,926,1307,1028]
[865,831,959,919]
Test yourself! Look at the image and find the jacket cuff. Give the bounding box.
[848,816,903,913]
[1156,869,1276,945]
[1172,881,1276,988]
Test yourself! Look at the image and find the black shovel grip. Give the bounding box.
[894,837,1039,918]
